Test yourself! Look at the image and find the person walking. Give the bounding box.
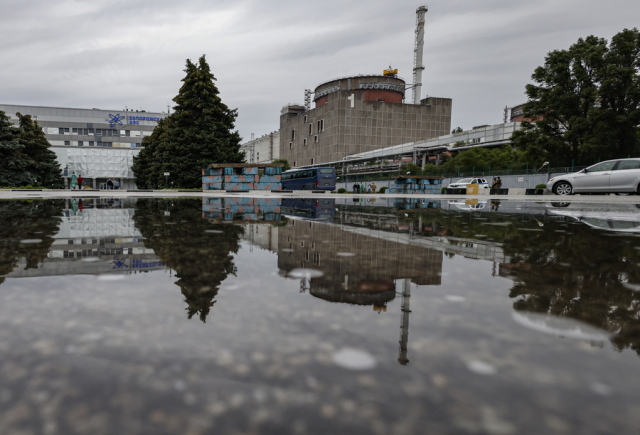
[353,182,359,193]
[371,182,377,193]
[77,175,83,190]
[496,177,502,188]
[114,179,120,190]
[107,179,113,190]
[70,172,78,190]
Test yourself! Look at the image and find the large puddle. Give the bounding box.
[1,196,640,434]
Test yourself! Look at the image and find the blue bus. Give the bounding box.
[281,167,337,191]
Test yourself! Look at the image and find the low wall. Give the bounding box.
[202,164,284,191]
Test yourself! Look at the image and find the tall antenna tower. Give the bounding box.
[412,5,428,105]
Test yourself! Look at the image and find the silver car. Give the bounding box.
[447,177,489,189]
[547,158,640,195]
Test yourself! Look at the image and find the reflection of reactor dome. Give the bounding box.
[310,280,396,305]
[313,75,406,108]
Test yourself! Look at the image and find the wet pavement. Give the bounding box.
[1,195,640,434]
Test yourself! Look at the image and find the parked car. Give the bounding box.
[447,178,489,189]
[547,158,640,195]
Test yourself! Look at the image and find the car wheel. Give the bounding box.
[553,182,572,195]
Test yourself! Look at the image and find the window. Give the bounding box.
[64,141,70,145]
[311,158,314,165]
[293,161,297,167]
[616,160,640,170]
[303,138,307,146]
[587,161,616,172]
[309,123,313,135]
[314,135,318,143]
[89,141,94,146]
[289,142,293,150]
[317,119,324,132]
[291,129,296,140]
[78,141,83,146]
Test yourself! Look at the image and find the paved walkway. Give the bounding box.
[1,188,639,204]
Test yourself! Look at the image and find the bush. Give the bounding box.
[337,188,347,193]
[535,184,547,189]
[379,186,388,193]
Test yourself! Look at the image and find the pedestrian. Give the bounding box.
[491,178,498,189]
[77,175,83,190]
[114,179,120,190]
[367,184,372,193]
[353,182,359,193]
[70,171,78,190]
[496,177,502,189]
[107,179,113,189]
[371,183,377,193]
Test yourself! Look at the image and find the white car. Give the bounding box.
[447,178,489,189]
[547,158,640,195]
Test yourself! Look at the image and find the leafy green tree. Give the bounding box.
[0,111,31,187]
[15,113,64,188]
[442,145,526,172]
[512,28,640,166]
[133,55,244,188]
[271,159,290,171]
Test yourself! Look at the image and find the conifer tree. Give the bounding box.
[0,111,31,187]
[133,55,244,188]
[15,113,64,188]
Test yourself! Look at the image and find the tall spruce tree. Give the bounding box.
[133,55,244,188]
[15,113,64,188]
[0,111,31,187]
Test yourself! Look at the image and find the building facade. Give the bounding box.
[240,131,280,164]
[0,104,167,189]
[280,75,452,168]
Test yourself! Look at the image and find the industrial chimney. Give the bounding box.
[412,5,428,104]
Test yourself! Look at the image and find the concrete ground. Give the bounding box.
[0,188,638,204]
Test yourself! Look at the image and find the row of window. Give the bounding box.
[291,119,325,141]
[52,127,153,138]
[58,141,141,148]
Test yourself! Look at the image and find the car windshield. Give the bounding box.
[455,178,473,183]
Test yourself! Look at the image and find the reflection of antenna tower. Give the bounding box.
[299,277,309,293]
[304,89,312,111]
[398,278,411,365]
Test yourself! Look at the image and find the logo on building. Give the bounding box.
[108,113,125,128]
[112,257,128,269]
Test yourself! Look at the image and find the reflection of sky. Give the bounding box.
[2,200,640,433]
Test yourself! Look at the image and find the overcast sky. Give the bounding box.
[1,0,638,142]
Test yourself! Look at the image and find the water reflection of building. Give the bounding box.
[8,198,163,278]
[277,218,443,305]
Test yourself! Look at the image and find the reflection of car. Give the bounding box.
[448,199,487,210]
[546,202,640,232]
[447,178,489,189]
[547,158,640,195]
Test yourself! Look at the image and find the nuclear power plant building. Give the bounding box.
[280,74,452,167]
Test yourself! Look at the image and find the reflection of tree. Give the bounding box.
[502,221,640,356]
[133,199,243,322]
[337,203,640,357]
[0,200,63,285]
